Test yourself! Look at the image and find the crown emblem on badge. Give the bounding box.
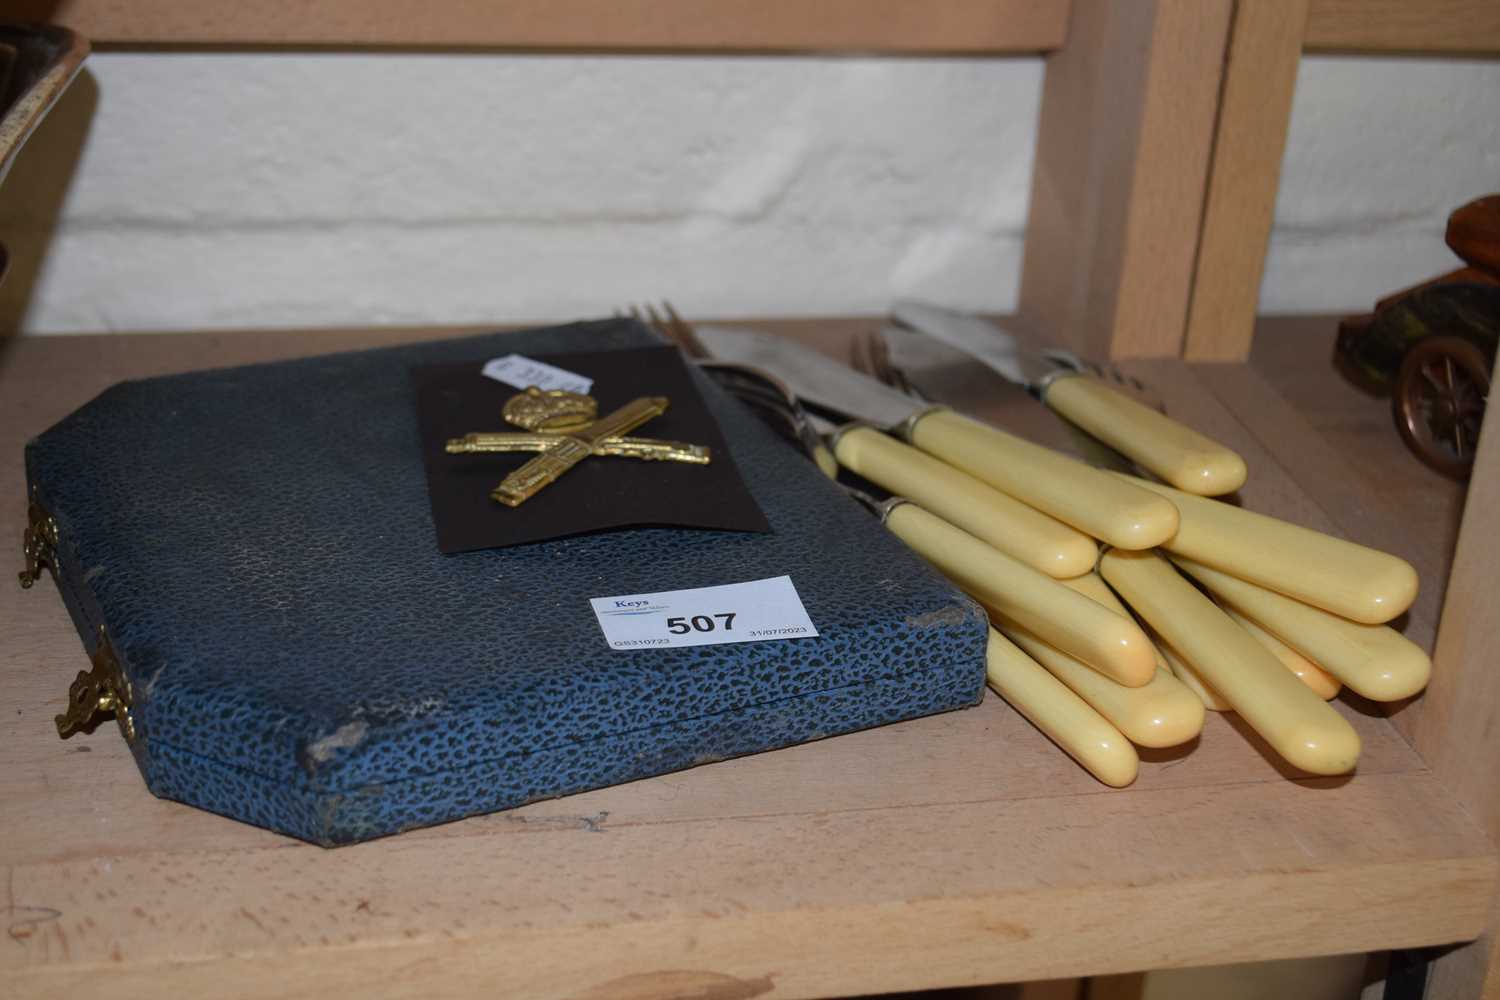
[500,387,597,433]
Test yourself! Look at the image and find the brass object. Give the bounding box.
[502,387,597,433]
[19,498,58,589]
[494,396,671,506]
[448,386,712,506]
[447,432,710,463]
[55,625,135,744]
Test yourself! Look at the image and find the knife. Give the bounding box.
[877,324,1421,626]
[1171,555,1431,703]
[703,360,1096,578]
[1218,602,1341,701]
[983,628,1140,788]
[891,301,1248,496]
[694,360,1146,785]
[1117,473,1419,625]
[693,324,1179,551]
[884,501,1158,686]
[997,624,1204,749]
[1099,548,1362,776]
[695,360,1156,683]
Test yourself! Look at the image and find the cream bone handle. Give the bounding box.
[1219,603,1341,700]
[1043,571,1206,745]
[834,426,1098,579]
[1064,543,1339,702]
[906,409,1180,551]
[1042,374,1248,496]
[1115,473,1418,624]
[1172,555,1431,702]
[1155,639,1233,712]
[1100,548,1362,775]
[1057,572,1237,714]
[983,628,1139,787]
[884,503,1157,686]
[997,622,1205,749]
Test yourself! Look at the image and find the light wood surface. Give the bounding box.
[1305,0,1500,53]
[26,0,1070,52]
[2,324,1495,998]
[1018,0,1231,360]
[1182,0,1309,362]
[1414,367,1500,1000]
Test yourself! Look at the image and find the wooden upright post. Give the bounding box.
[1182,1,1310,361]
[1019,0,1231,360]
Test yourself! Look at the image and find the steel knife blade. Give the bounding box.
[891,301,1248,496]
[693,324,1179,551]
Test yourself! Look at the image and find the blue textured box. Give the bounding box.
[22,319,988,845]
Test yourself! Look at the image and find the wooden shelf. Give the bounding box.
[1,323,1494,999]
[20,0,1068,52]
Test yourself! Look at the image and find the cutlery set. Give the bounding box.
[643,303,1428,785]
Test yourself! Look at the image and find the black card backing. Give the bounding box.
[414,346,770,553]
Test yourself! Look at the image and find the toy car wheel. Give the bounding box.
[1393,336,1490,479]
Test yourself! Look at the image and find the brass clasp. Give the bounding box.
[19,499,58,588]
[55,625,136,744]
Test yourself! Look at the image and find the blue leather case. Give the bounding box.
[23,320,988,845]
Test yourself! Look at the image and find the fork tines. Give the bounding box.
[627,302,710,360]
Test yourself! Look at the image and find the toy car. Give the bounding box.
[1335,195,1499,479]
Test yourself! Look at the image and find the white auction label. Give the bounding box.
[481,354,593,395]
[590,576,819,651]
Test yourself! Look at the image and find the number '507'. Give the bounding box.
[667,613,736,634]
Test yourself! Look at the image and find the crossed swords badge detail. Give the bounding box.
[446,387,712,507]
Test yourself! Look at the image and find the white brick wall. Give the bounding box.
[1263,56,1500,312]
[0,51,1495,334]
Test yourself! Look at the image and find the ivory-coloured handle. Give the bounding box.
[1174,556,1431,702]
[886,504,1157,686]
[1047,572,1208,740]
[834,426,1097,579]
[1156,639,1233,712]
[1057,570,1125,611]
[1220,603,1341,701]
[908,409,1179,550]
[1100,549,1361,775]
[1044,375,1247,496]
[1117,473,1418,624]
[999,623,1204,748]
[984,628,1139,787]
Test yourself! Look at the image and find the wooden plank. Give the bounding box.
[1181,0,1309,362]
[3,329,1495,998]
[1019,0,1231,361]
[1428,933,1500,1000]
[1415,368,1500,999]
[24,0,1070,52]
[2,778,1493,998]
[1305,0,1500,54]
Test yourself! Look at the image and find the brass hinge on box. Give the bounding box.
[18,498,136,743]
[55,625,136,744]
[18,498,58,588]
